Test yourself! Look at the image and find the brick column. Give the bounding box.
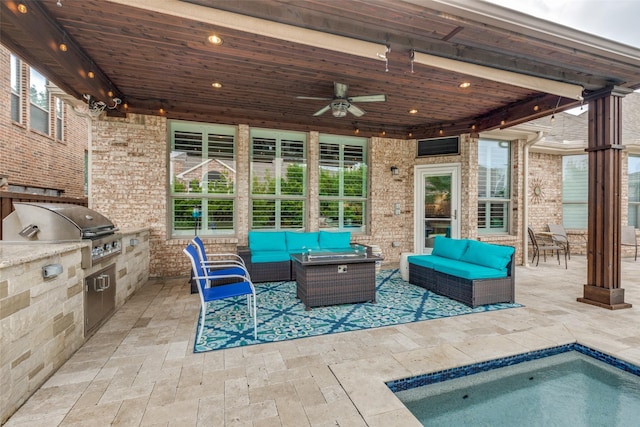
[578,86,633,309]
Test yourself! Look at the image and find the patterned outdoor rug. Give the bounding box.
[193,269,522,353]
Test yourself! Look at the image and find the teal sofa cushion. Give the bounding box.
[319,231,351,249]
[431,236,469,260]
[460,240,514,271]
[249,231,287,252]
[285,231,320,252]
[251,251,291,263]
[433,259,508,280]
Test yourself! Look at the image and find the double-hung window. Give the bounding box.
[250,129,306,230]
[10,54,21,123]
[319,134,367,232]
[478,139,510,233]
[170,121,236,236]
[55,97,64,141]
[29,67,49,134]
[562,154,588,229]
[629,155,640,228]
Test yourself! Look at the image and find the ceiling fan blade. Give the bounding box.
[348,94,387,103]
[313,104,332,116]
[334,82,349,98]
[296,96,333,101]
[347,103,366,117]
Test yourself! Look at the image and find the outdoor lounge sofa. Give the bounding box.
[237,230,358,282]
[408,236,515,307]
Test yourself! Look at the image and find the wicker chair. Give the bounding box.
[622,226,638,261]
[528,227,567,269]
[547,224,571,260]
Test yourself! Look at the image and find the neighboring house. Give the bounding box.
[0,45,88,200]
[1,44,638,276]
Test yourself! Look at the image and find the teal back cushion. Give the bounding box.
[285,232,320,251]
[460,240,514,270]
[431,236,468,260]
[319,231,351,249]
[249,231,287,251]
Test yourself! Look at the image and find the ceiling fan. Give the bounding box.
[296,82,387,118]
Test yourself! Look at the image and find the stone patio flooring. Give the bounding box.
[5,255,640,426]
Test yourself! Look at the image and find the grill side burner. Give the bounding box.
[2,202,122,268]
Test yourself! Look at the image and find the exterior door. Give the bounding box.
[414,164,460,253]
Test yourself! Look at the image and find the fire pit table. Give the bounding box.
[291,247,381,310]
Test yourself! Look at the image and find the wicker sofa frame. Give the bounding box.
[408,251,515,308]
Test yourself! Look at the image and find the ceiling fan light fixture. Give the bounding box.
[330,100,349,117]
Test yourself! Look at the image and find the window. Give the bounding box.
[562,154,588,229]
[319,134,367,231]
[629,155,640,228]
[170,121,236,236]
[29,68,49,134]
[250,129,306,230]
[55,97,64,141]
[10,54,21,123]
[478,139,510,233]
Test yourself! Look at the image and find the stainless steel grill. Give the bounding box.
[2,202,122,268]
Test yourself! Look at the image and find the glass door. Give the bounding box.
[414,164,460,253]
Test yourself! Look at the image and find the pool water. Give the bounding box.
[390,345,640,427]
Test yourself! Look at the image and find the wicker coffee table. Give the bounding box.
[291,251,381,310]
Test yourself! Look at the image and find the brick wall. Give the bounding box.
[0,46,88,198]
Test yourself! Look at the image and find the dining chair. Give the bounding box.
[528,226,567,269]
[184,244,257,342]
[622,226,638,261]
[547,224,571,260]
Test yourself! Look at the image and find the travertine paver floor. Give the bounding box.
[5,256,640,426]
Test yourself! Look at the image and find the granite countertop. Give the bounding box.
[0,241,86,269]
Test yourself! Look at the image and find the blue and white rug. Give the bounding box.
[193,269,522,353]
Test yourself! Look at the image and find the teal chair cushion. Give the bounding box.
[249,231,287,252]
[251,251,291,263]
[285,231,320,252]
[460,240,514,271]
[433,259,508,280]
[319,231,351,249]
[431,236,469,260]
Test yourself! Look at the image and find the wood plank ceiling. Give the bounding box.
[2,0,640,139]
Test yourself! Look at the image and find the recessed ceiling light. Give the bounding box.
[459,82,471,88]
[408,108,418,114]
[17,3,27,13]
[211,82,222,89]
[208,35,223,45]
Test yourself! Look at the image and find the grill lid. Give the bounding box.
[3,202,118,241]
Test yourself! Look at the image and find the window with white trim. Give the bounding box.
[629,155,640,228]
[10,54,21,123]
[55,97,64,141]
[319,134,367,232]
[562,154,588,229]
[29,68,49,134]
[169,121,236,236]
[250,129,306,230]
[478,139,511,233]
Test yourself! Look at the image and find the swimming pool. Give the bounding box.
[388,344,640,426]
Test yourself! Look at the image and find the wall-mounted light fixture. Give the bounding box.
[42,263,63,279]
[390,166,399,175]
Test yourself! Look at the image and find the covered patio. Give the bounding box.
[5,257,640,426]
[2,1,640,423]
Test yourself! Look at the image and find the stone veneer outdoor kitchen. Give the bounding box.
[0,229,149,424]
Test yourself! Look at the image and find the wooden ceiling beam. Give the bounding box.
[0,1,122,104]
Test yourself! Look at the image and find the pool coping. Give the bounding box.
[386,342,640,393]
